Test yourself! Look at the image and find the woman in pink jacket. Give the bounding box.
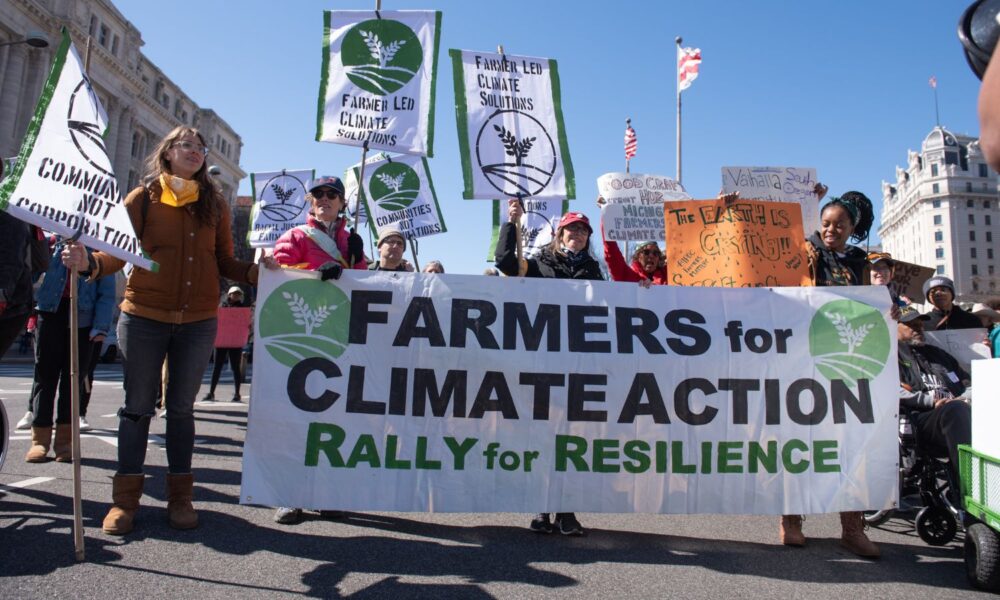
[273,176,367,274]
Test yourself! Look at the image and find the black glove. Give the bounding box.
[347,228,365,266]
[318,261,343,281]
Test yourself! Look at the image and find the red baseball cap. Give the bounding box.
[558,212,592,234]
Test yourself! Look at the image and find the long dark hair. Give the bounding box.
[822,191,874,244]
[142,126,222,227]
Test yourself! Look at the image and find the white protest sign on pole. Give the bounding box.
[316,11,442,156]
[0,30,149,270]
[721,166,820,233]
[242,268,898,514]
[355,153,446,240]
[248,169,314,248]
[344,152,392,230]
[489,198,567,260]
[451,50,575,200]
[924,329,991,376]
[597,172,690,242]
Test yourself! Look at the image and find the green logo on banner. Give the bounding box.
[260,279,350,368]
[369,162,420,211]
[342,19,422,95]
[809,299,890,385]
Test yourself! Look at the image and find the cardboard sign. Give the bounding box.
[721,166,820,233]
[597,172,690,242]
[215,307,252,348]
[664,199,810,287]
[889,259,935,303]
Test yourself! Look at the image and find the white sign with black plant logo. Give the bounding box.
[451,50,575,200]
[248,169,315,248]
[0,29,149,269]
[316,11,442,157]
[354,153,446,240]
[488,198,568,260]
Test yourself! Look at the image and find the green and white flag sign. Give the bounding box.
[316,10,442,157]
[248,169,315,248]
[344,151,391,230]
[355,153,446,240]
[0,29,150,270]
[450,49,575,200]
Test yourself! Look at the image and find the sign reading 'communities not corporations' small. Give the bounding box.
[354,153,446,240]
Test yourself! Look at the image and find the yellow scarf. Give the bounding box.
[159,174,200,207]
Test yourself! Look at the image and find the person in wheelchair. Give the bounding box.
[897,306,973,489]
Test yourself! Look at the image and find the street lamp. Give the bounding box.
[0,31,50,49]
[207,165,221,176]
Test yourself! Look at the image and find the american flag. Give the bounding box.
[929,75,937,89]
[624,121,637,160]
[678,46,702,92]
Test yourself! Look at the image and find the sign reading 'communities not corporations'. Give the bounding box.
[598,172,690,242]
[451,49,575,200]
[248,169,314,248]
[355,153,446,240]
[242,268,898,515]
[0,29,149,269]
[316,11,442,156]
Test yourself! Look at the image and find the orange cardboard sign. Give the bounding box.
[664,199,810,287]
[215,307,252,348]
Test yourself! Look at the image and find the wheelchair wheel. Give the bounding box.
[916,505,958,546]
[966,522,1000,591]
[864,509,894,527]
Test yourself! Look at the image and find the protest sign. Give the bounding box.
[215,307,253,349]
[488,198,568,260]
[0,30,149,270]
[721,166,821,233]
[316,11,442,156]
[355,153,446,240]
[248,169,314,248]
[598,172,690,242]
[972,359,1000,458]
[344,152,391,230]
[664,199,810,287]
[451,50,574,200]
[925,328,991,376]
[242,268,898,514]
[889,260,935,302]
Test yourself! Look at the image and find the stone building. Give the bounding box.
[0,0,244,205]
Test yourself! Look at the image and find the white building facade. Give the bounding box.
[879,126,1000,300]
[0,0,244,204]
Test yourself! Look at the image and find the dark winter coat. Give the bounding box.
[495,222,603,281]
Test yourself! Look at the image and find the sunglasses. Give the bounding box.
[171,140,209,156]
[312,189,343,200]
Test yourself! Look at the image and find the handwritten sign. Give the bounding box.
[721,166,820,233]
[925,329,990,377]
[664,199,810,287]
[597,172,690,241]
[215,307,252,349]
[889,259,935,302]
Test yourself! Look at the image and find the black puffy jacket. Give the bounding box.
[495,222,603,281]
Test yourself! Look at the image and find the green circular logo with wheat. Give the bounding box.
[342,19,422,95]
[260,279,350,368]
[369,162,420,211]
[809,299,890,385]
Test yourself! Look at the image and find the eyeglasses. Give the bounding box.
[171,141,209,156]
[312,189,343,200]
[638,247,661,256]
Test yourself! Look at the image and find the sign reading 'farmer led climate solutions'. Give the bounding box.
[242,269,898,515]
[316,11,442,156]
[451,50,575,200]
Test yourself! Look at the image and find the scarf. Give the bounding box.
[159,174,200,207]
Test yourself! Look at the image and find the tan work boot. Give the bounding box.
[840,511,880,558]
[102,474,145,535]
[166,473,199,530]
[780,514,806,546]
[25,426,53,463]
[53,424,73,462]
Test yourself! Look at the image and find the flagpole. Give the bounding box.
[625,118,631,174]
[933,80,940,127]
[675,37,682,186]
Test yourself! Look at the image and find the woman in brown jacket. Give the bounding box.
[64,126,274,535]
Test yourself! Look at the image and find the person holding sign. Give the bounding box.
[202,287,249,403]
[63,127,276,535]
[781,192,880,558]
[495,199,603,536]
[272,176,366,274]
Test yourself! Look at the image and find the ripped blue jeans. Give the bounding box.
[116,312,217,474]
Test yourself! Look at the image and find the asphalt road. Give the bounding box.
[0,361,991,599]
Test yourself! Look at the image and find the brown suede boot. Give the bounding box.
[166,473,199,530]
[780,514,806,546]
[53,424,73,462]
[102,474,145,535]
[840,511,880,558]
[25,426,52,463]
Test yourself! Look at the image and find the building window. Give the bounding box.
[992,281,997,291]
[988,215,993,225]
[933,183,940,194]
[967,182,974,192]
[934,230,943,241]
[936,247,945,259]
[937,265,945,274]
[89,15,98,36]
[990,265,996,275]
[974,281,980,292]
[989,232,994,243]
[973,265,980,276]
[946,151,959,166]
[99,25,109,47]
[986,201,993,210]
[112,35,119,56]
[932,199,941,208]
[934,215,942,225]
[972,247,978,258]
[131,132,141,157]
[981,164,989,177]
[968,199,975,208]
[971,230,977,241]
[932,164,939,177]
[970,214,976,225]
[990,248,995,260]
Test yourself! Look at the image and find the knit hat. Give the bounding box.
[377,228,405,247]
[922,275,955,302]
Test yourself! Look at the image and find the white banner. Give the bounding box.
[925,329,991,377]
[248,169,314,248]
[316,11,442,156]
[451,50,575,200]
[242,269,899,514]
[0,30,149,269]
[721,166,821,233]
[490,198,568,260]
[597,172,690,242]
[355,153,446,240]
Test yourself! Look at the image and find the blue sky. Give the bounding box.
[116,0,984,274]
